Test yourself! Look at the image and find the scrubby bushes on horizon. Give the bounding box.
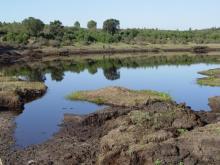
[1,18,220,46]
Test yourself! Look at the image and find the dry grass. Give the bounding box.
[67,86,171,107]
[0,91,20,108]
[0,81,45,91]
[0,71,46,109]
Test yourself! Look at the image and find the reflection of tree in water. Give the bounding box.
[18,69,46,82]
[51,68,65,81]
[3,54,219,83]
[103,66,120,80]
[88,67,98,75]
[29,69,46,82]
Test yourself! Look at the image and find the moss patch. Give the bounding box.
[66,86,171,107]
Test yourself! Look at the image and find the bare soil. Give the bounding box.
[1,100,220,165]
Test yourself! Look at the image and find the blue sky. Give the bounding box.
[1,0,220,30]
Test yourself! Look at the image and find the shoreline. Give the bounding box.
[1,44,220,66]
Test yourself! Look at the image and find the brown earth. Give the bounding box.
[1,100,220,165]
[0,111,19,164]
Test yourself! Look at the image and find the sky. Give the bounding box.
[1,0,220,30]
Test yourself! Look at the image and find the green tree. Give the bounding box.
[87,20,97,30]
[49,20,64,38]
[22,17,44,36]
[103,19,120,34]
[74,21,81,28]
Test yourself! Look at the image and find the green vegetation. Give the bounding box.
[154,159,162,165]
[197,68,220,86]
[1,17,220,46]
[69,91,105,105]
[22,17,45,36]
[103,19,120,34]
[177,128,188,135]
[66,86,171,107]
[179,162,184,165]
[87,20,97,30]
[74,21,81,28]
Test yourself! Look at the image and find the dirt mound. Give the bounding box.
[2,101,209,165]
[98,103,204,165]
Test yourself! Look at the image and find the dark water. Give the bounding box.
[13,63,220,148]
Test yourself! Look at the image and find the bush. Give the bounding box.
[2,32,29,44]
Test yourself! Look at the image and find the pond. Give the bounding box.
[10,58,220,148]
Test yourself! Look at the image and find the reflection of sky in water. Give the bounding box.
[15,63,220,148]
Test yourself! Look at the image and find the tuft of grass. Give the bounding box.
[66,91,84,100]
[66,92,105,105]
[177,128,188,135]
[179,162,184,165]
[154,159,162,165]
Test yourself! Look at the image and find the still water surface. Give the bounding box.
[14,63,220,148]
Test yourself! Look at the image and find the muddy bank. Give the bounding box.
[1,87,220,164]
[2,101,220,165]
[0,111,19,164]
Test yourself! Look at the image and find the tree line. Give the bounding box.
[0,17,220,46]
